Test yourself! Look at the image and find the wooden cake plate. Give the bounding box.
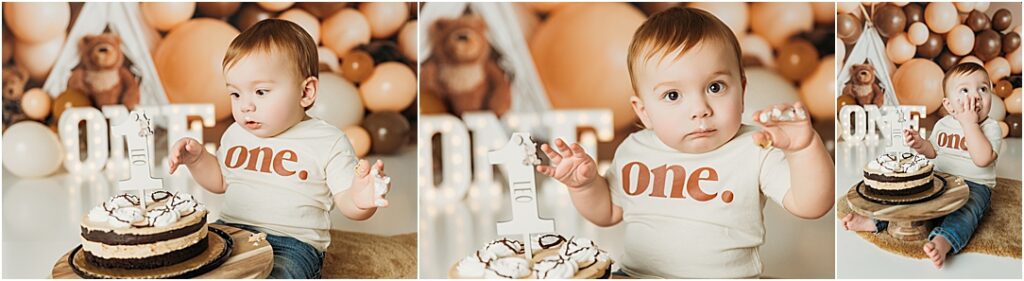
[846,172,970,241]
[51,224,274,279]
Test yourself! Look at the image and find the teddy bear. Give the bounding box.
[3,65,28,129]
[421,15,512,117]
[842,63,884,106]
[68,33,140,110]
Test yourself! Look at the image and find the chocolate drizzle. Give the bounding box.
[487,238,525,255]
[111,194,140,206]
[150,191,172,203]
[537,234,566,249]
[535,256,572,279]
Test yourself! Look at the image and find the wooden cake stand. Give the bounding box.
[846,172,970,241]
[51,224,274,279]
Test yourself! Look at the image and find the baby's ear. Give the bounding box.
[300,76,318,108]
[630,96,652,129]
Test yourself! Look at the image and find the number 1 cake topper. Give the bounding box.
[488,132,555,259]
[110,110,164,209]
[881,107,916,153]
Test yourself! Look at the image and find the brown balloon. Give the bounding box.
[340,50,375,83]
[965,10,991,32]
[1007,114,1022,138]
[775,39,819,81]
[51,88,92,126]
[198,2,240,18]
[974,29,1003,62]
[916,32,944,59]
[1003,32,1021,54]
[361,111,410,155]
[232,3,276,32]
[837,95,856,114]
[297,2,347,19]
[995,80,1014,98]
[873,4,906,38]
[936,49,963,71]
[992,8,1012,32]
[837,13,863,45]
[903,3,924,24]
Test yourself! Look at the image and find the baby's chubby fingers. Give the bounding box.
[554,138,574,157]
[355,159,371,177]
[540,143,562,164]
[536,165,557,177]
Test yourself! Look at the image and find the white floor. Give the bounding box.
[1,145,417,278]
[834,138,1022,279]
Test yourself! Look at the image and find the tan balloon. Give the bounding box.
[924,2,958,34]
[3,2,69,44]
[14,34,64,83]
[397,20,418,62]
[837,2,861,15]
[960,55,984,66]
[322,9,370,57]
[342,126,371,157]
[20,88,51,120]
[750,2,814,48]
[907,22,930,46]
[810,2,835,24]
[954,2,975,13]
[154,19,240,120]
[140,2,196,32]
[359,2,408,39]
[1009,46,1022,75]
[258,2,293,12]
[279,8,320,44]
[946,25,975,56]
[984,57,1010,82]
[688,2,748,38]
[359,62,416,112]
[893,59,945,114]
[1005,88,1022,114]
[887,34,916,64]
[799,56,836,121]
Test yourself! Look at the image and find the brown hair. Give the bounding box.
[222,19,319,84]
[626,7,744,95]
[943,62,991,95]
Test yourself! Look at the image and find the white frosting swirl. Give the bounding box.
[146,190,174,205]
[485,257,530,279]
[107,193,140,208]
[559,237,607,269]
[456,250,496,278]
[169,192,201,215]
[533,234,566,250]
[871,152,930,173]
[482,238,524,258]
[88,206,111,222]
[534,255,578,279]
[146,207,180,227]
[108,207,144,228]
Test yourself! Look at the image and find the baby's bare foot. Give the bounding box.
[923,236,952,269]
[841,213,876,232]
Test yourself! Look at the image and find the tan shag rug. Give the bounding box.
[322,230,417,279]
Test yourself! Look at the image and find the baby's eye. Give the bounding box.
[707,81,725,95]
[229,92,239,98]
[959,88,969,95]
[662,90,680,101]
[979,86,988,94]
[255,89,267,96]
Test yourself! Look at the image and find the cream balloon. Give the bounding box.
[741,68,801,125]
[2,121,64,178]
[946,25,975,56]
[989,94,1007,121]
[1005,88,1022,114]
[687,2,748,38]
[14,33,64,83]
[985,57,1010,82]
[322,9,371,57]
[397,21,418,62]
[258,2,293,12]
[3,2,69,44]
[318,47,340,73]
[20,88,51,120]
[279,8,320,44]
[907,22,930,46]
[925,3,958,34]
[887,34,916,64]
[974,2,990,12]
[307,73,364,130]
[741,34,774,68]
[359,2,409,39]
[359,62,416,112]
[342,126,371,157]
[140,2,196,32]
[837,38,846,65]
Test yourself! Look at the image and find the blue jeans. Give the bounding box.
[875,180,993,254]
[214,220,325,279]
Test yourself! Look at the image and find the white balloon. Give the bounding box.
[742,68,800,125]
[307,73,364,130]
[3,121,64,178]
[989,95,1007,121]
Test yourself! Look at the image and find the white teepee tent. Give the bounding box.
[419,2,552,114]
[837,6,900,107]
[41,2,166,106]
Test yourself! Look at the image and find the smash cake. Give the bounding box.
[450,234,612,279]
[80,191,209,269]
[860,151,945,204]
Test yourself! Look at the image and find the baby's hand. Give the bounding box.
[536,138,598,190]
[751,102,815,152]
[943,96,980,124]
[351,159,390,209]
[903,128,927,152]
[169,137,203,174]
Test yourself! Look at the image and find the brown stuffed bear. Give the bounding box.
[68,33,140,110]
[421,15,512,117]
[3,65,28,129]
[842,63,884,106]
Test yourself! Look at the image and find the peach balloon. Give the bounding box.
[999,121,1009,138]
[140,2,196,32]
[1009,46,1022,75]
[810,2,835,24]
[20,88,51,120]
[318,47,339,73]
[258,2,293,12]
[343,126,371,157]
[14,34,64,83]
[279,8,320,44]
[397,20,417,62]
[837,2,861,15]
[359,62,416,112]
[322,9,370,57]
[1005,88,1022,114]
[946,25,975,56]
[687,2,748,38]
[887,34,916,64]
[925,3,958,34]
[908,22,930,46]
[2,29,12,65]
[799,56,836,121]
[954,2,975,13]
[530,3,645,130]
[154,19,239,120]
[893,59,945,114]
[359,2,408,39]
[750,2,814,48]
[741,34,774,68]
[960,55,984,66]
[3,3,69,44]
[985,57,1010,82]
